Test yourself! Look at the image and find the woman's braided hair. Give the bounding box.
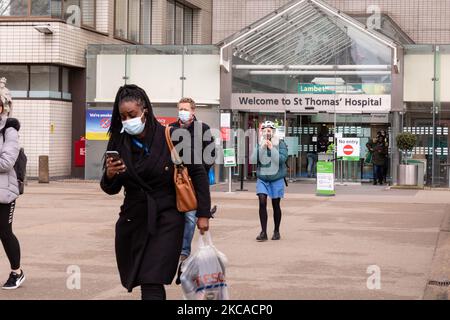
[108,84,158,137]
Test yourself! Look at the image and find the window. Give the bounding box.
[31,0,51,16]
[166,0,175,44]
[63,0,79,21]
[114,0,127,39]
[0,65,28,98]
[0,64,72,100]
[140,0,152,44]
[114,0,152,44]
[30,65,60,98]
[174,2,183,45]
[183,7,193,45]
[165,0,193,45]
[81,0,95,28]
[62,67,71,100]
[63,0,96,28]
[128,0,140,42]
[1,0,96,28]
[0,0,28,16]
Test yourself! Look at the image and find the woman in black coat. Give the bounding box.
[100,85,211,300]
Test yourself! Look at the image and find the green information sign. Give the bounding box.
[316,161,335,196]
[298,83,335,94]
[223,148,236,168]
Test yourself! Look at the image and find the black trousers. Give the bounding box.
[0,201,21,270]
[141,284,166,300]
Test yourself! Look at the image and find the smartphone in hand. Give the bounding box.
[106,151,122,162]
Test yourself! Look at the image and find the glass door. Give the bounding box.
[335,115,364,184]
[286,114,334,180]
[247,112,286,179]
[334,114,390,184]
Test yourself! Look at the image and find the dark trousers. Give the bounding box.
[374,165,385,184]
[0,201,21,270]
[141,284,166,300]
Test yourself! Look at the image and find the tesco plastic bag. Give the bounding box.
[180,231,229,300]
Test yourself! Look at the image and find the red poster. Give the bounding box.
[221,128,231,141]
[157,117,178,126]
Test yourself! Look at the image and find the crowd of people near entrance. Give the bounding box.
[1,82,394,299]
[0,84,288,300]
[0,83,394,299]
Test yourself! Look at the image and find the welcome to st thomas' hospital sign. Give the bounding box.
[231,93,391,113]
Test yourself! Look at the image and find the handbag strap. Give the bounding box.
[165,126,183,166]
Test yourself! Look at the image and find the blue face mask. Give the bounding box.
[179,110,192,123]
[121,113,146,136]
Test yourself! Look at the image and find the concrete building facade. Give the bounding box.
[213,0,450,187]
[0,0,213,178]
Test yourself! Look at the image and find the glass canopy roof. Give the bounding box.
[219,0,400,71]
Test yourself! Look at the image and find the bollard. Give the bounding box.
[39,155,49,183]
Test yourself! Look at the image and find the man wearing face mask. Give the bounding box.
[169,97,216,278]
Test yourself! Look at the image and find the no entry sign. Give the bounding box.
[337,138,360,161]
[343,145,354,155]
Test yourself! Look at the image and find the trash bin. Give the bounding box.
[407,160,425,188]
[398,164,418,186]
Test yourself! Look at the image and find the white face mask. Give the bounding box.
[179,110,192,123]
[121,113,146,135]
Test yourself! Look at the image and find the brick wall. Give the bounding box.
[193,7,212,44]
[212,0,288,44]
[188,0,213,44]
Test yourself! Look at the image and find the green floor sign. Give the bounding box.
[224,148,236,167]
[316,161,335,196]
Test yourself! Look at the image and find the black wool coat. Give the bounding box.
[169,117,216,173]
[100,122,211,292]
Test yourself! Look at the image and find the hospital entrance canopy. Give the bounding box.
[219,0,400,80]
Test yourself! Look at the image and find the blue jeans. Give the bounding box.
[307,153,318,178]
[181,210,197,257]
[374,165,385,184]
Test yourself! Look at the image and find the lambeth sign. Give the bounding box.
[231,93,391,113]
[298,83,335,94]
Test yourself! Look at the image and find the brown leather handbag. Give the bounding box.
[165,126,198,213]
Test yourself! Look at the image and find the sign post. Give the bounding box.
[337,138,361,161]
[316,161,335,196]
[224,148,236,193]
[336,138,361,185]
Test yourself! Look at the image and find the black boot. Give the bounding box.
[272,231,281,240]
[256,231,268,241]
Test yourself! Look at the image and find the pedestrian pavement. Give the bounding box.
[0,180,448,300]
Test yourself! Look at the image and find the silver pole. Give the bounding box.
[228,167,232,193]
[181,46,186,97]
[432,45,439,187]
